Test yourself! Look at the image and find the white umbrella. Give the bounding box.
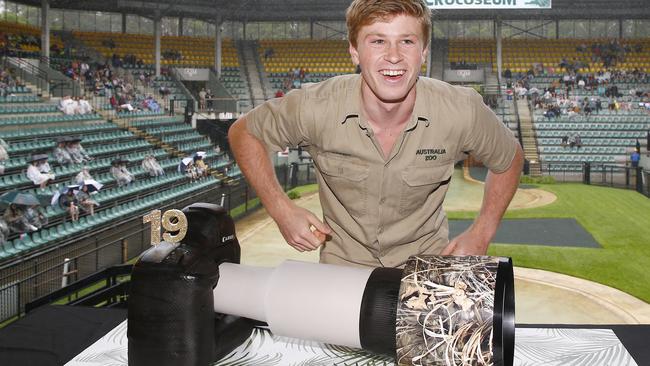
[82,179,103,194]
[178,157,193,173]
[51,185,80,206]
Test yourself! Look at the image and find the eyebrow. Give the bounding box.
[365,32,418,38]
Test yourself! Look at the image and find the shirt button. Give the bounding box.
[379,198,386,204]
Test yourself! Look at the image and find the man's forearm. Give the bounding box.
[472,145,525,246]
[227,117,292,217]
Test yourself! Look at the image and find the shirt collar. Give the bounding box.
[339,74,430,130]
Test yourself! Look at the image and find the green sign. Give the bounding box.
[427,0,552,9]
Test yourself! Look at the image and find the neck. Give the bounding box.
[360,80,416,130]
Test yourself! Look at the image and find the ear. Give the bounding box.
[349,42,360,67]
[421,43,429,65]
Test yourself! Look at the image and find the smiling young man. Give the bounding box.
[228,0,524,268]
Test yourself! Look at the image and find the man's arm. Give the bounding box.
[228,117,330,252]
[442,144,524,255]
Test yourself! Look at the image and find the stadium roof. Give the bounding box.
[15,0,650,22]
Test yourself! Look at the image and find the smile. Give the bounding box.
[380,69,405,77]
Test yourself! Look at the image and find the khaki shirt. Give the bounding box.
[247,74,518,268]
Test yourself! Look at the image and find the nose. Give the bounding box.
[384,43,401,63]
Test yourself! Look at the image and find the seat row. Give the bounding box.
[535,122,648,131]
[0,177,220,260]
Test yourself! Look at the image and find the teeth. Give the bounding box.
[381,70,405,76]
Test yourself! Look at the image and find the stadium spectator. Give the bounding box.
[59,186,80,222]
[76,184,98,216]
[0,218,9,245]
[54,138,74,165]
[575,134,582,150]
[199,88,207,110]
[561,135,569,148]
[178,158,198,182]
[66,138,92,163]
[110,160,134,187]
[141,155,164,177]
[78,96,93,114]
[275,89,284,98]
[59,95,77,115]
[631,150,640,168]
[263,47,275,60]
[141,96,161,113]
[4,204,38,235]
[118,94,136,112]
[27,155,55,189]
[25,205,47,230]
[193,154,209,177]
[0,138,9,175]
[74,166,93,186]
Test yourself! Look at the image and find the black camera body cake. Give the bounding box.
[128,203,515,366]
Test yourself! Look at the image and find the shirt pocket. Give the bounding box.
[316,153,370,218]
[399,163,454,215]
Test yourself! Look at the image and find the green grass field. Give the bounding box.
[448,183,650,303]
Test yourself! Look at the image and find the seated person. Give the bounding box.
[76,184,98,216]
[78,96,93,115]
[193,154,209,177]
[26,155,55,189]
[59,95,76,115]
[3,204,38,234]
[0,218,9,245]
[54,138,74,165]
[59,186,79,222]
[110,159,134,186]
[74,166,93,186]
[25,204,48,230]
[178,158,199,182]
[66,138,92,164]
[0,138,8,175]
[141,155,164,177]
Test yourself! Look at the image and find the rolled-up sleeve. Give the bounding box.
[245,89,312,152]
[462,89,519,173]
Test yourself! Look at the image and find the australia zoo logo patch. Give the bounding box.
[416,148,447,161]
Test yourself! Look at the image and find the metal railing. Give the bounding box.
[2,54,81,97]
[0,162,317,323]
[541,161,649,197]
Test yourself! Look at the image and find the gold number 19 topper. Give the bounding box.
[143,209,188,245]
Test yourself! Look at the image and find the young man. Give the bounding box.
[228,0,523,268]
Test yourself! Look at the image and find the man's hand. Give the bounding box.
[272,200,332,252]
[442,144,524,256]
[441,226,490,256]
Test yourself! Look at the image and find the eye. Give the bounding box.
[371,39,385,45]
[402,39,415,45]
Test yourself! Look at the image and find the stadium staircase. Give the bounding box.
[117,114,237,185]
[516,99,542,176]
[238,41,266,110]
[484,70,501,95]
[429,39,448,80]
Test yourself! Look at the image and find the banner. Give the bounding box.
[175,68,210,81]
[427,0,551,9]
[444,69,485,83]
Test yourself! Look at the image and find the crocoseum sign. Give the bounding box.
[427,0,551,9]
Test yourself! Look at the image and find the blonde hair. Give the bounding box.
[346,0,432,48]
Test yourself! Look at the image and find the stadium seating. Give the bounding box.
[449,38,650,73]
[72,31,239,68]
